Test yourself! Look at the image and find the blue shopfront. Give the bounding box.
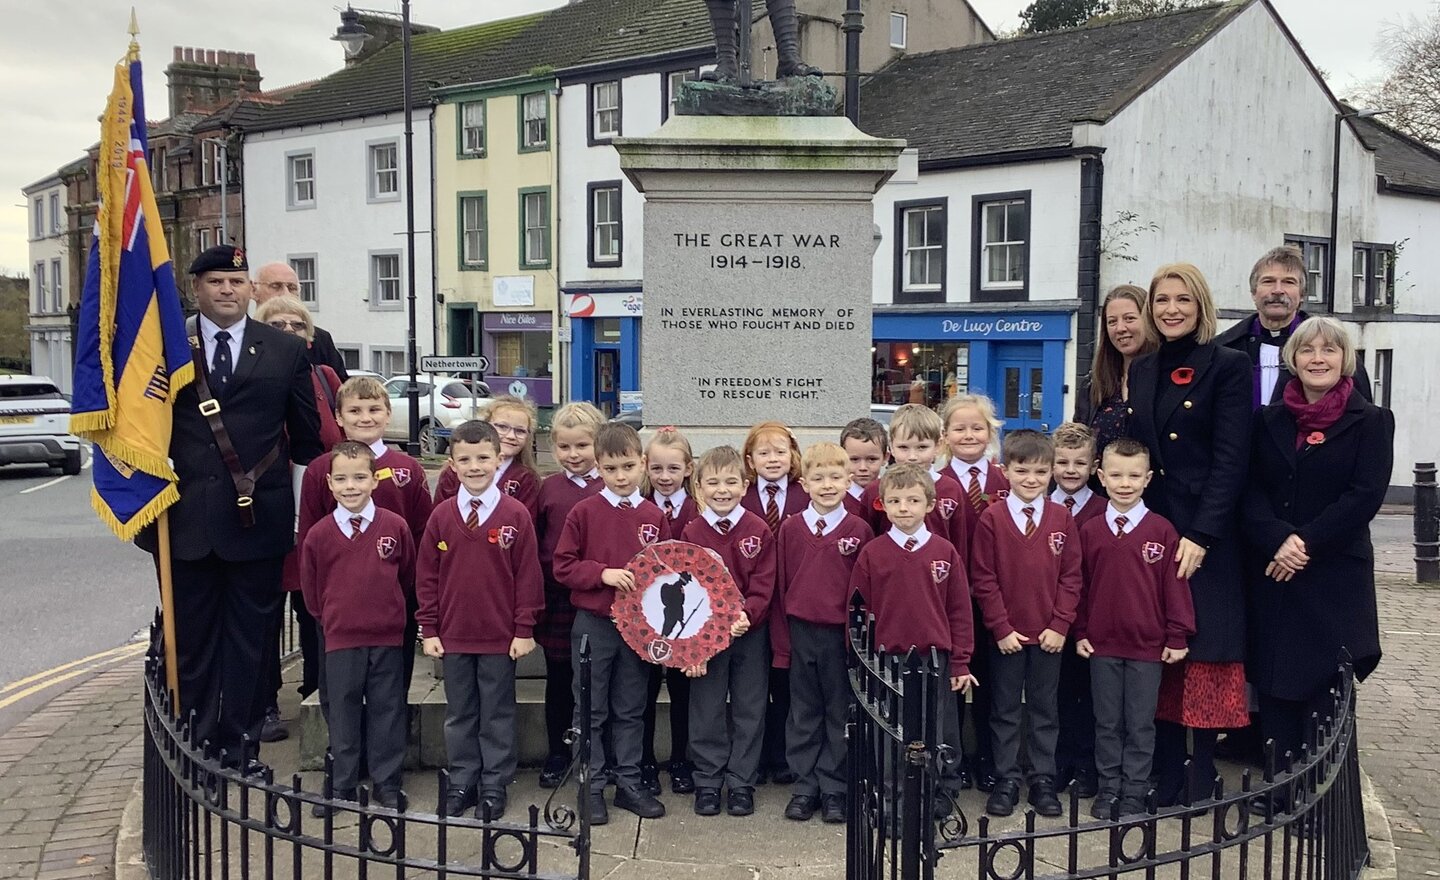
[871,309,1073,433]
[564,288,643,418]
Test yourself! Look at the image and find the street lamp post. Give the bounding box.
[1327,107,1389,312]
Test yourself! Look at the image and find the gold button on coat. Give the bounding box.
[1168,432,1178,440]
[1183,401,1193,409]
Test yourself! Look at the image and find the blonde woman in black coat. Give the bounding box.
[1243,317,1390,765]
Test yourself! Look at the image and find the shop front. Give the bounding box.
[871,309,1073,434]
[563,287,642,418]
[478,311,554,409]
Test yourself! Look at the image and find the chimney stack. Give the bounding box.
[165,46,262,117]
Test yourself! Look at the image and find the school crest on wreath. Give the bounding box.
[637,523,660,545]
[930,559,951,583]
[738,535,762,559]
[376,536,397,560]
[504,479,520,496]
[836,536,860,556]
[1142,542,1165,565]
[937,498,957,520]
[489,525,518,549]
[391,467,411,487]
[614,540,744,669]
[1048,532,1066,557]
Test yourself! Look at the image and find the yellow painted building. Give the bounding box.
[433,77,561,415]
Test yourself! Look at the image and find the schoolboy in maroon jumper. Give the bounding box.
[1049,421,1106,800]
[971,430,1082,818]
[849,463,976,805]
[840,418,888,518]
[553,423,671,824]
[680,445,777,817]
[857,405,971,559]
[1076,439,1195,818]
[774,442,872,824]
[417,421,544,821]
[300,442,416,813]
[533,403,606,789]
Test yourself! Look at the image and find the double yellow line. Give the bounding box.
[0,641,148,711]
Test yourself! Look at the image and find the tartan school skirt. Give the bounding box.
[534,580,576,659]
[1156,660,1249,729]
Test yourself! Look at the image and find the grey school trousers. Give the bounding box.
[573,610,648,794]
[690,623,770,792]
[1090,656,1162,799]
[785,619,848,798]
[442,653,518,794]
[325,646,407,793]
[988,644,1062,782]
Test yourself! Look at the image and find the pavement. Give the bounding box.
[0,512,1434,879]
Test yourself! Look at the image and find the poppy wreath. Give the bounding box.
[614,540,743,669]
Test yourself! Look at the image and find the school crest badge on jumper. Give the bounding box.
[637,523,660,545]
[837,536,861,556]
[1048,532,1066,557]
[504,479,520,496]
[937,498,957,520]
[615,540,743,669]
[1142,542,1165,565]
[738,535,762,559]
[989,489,1010,505]
[489,525,518,549]
[930,559,951,583]
[391,467,411,487]
[376,536,397,560]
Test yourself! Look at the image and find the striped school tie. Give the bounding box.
[619,499,634,510]
[1022,506,1037,537]
[967,466,984,512]
[716,519,732,535]
[903,537,918,551]
[1114,515,1128,538]
[814,518,826,537]
[664,498,675,518]
[764,484,781,532]
[466,498,481,529]
[1064,496,1076,513]
[349,515,363,539]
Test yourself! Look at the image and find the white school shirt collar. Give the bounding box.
[332,500,377,534]
[367,439,388,458]
[1050,485,1094,511]
[601,487,644,508]
[654,487,689,518]
[1005,491,1045,534]
[1106,500,1149,533]
[457,484,502,528]
[801,503,846,535]
[495,456,513,480]
[758,475,789,510]
[887,524,931,550]
[197,313,246,364]
[847,483,864,500]
[951,456,989,489]
[928,467,946,485]
[567,468,599,488]
[702,505,741,532]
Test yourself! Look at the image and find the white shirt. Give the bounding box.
[847,483,864,501]
[702,505,740,533]
[495,456,513,481]
[1105,500,1149,534]
[1050,486,1094,513]
[457,484,502,529]
[887,524,931,551]
[601,487,644,509]
[1259,343,1282,404]
[654,487,689,519]
[1005,492,1045,534]
[333,500,376,535]
[567,468,599,488]
[757,475,790,514]
[950,456,989,492]
[198,314,245,369]
[928,467,947,485]
[367,439,388,458]
[801,503,847,536]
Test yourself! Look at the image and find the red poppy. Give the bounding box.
[487,528,500,544]
[872,497,885,511]
[1171,367,1194,386]
[1306,431,1326,446]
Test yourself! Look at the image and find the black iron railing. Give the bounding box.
[844,599,1370,880]
[142,630,593,880]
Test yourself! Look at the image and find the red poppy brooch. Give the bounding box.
[1306,431,1326,446]
[1170,367,1194,386]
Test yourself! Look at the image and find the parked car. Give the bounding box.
[382,375,491,454]
[0,375,83,475]
[346,368,386,381]
[612,403,900,429]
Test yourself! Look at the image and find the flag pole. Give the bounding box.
[157,512,182,714]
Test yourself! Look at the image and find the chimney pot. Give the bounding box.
[173,46,182,61]
[218,50,229,66]
[206,49,216,65]
[247,53,255,68]
[183,47,194,62]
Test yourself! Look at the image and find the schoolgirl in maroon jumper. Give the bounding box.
[432,395,540,519]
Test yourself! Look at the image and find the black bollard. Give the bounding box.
[1415,462,1439,584]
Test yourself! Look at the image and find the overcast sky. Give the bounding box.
[3,0,1431,274]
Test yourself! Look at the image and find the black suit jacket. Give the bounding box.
[309,325,350,382]
[1214,311,1372,406]
[1242,389,1391,697]
[1126,342,1252,662]
[136,319,324,562]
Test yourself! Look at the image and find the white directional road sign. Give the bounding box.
[420,356,489,373]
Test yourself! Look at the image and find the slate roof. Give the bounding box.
[857,3,1247,164]
[1353,115,1440,198]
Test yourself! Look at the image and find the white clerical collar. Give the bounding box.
[888,525,931,550]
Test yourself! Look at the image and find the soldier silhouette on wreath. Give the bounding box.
[703,0,821,83]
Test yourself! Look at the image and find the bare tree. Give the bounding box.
[1354,7,1440,147]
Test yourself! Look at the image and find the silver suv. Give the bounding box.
[0,375,83,475]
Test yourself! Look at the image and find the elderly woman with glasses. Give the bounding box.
[1242,317,1391,768]
[255,296,344,450]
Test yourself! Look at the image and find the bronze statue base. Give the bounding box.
[675,77,838,118]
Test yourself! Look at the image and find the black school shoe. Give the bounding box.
[784,794,819,821]
[477,790,508,821]
[373,788,408,812]
[669,759,696,794]
[820,792,846,824]
[727,788,755,816]
[538,753,569,789]
[770,767,799,785]
[1090,793,1120,820]
[1069,766,1099,798]
[1027,777,1062,817]
[443,786,477,817]
[985,778,1020,817]
[694,787,723,816]
[587,791,610,826]
[615,784,666,819]
[640,762,662,796]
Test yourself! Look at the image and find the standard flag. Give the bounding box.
[71,45,194,541]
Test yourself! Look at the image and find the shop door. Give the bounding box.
[994,346,1048,434]
[594,348,620,418]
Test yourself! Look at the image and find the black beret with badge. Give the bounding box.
[188,244,248,275]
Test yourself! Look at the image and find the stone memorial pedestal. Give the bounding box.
[614,115,904,451]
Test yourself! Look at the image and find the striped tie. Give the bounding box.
[764,484,781,532]
[1022,506,1037,537]
[814,518,826,538]
[619,499,634,510]
[349,515,363,539]
[1115,515,1128,538]
[466,498,481,530]
[967,466,984,512]
[903,537,918,552]
[664,498,675,518]
[716,519,732,535]
[1063,496,1076,513]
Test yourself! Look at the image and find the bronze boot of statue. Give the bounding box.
[770,0,821,78]
[702,0,741,82]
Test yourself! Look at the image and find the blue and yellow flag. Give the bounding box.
[71,45,194,541]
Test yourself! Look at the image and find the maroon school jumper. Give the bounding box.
[850,532,973,676]
[741,478,809,530]
[552,495,671,616]
[301,507,416,651]
[534,472,604,655]
[1053,490,1106,530]
[970,500,1083,643]
[415,494,544,653]
[843,487,868,519]
[857,472,971,563]
[950,459,1011,556]
[434,460,540,520]
[1075,512,1195,661]
[680,509,778,630]
[770,511,872,667]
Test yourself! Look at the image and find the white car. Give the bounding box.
[382,374,491,454]
[0,375,83,475]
